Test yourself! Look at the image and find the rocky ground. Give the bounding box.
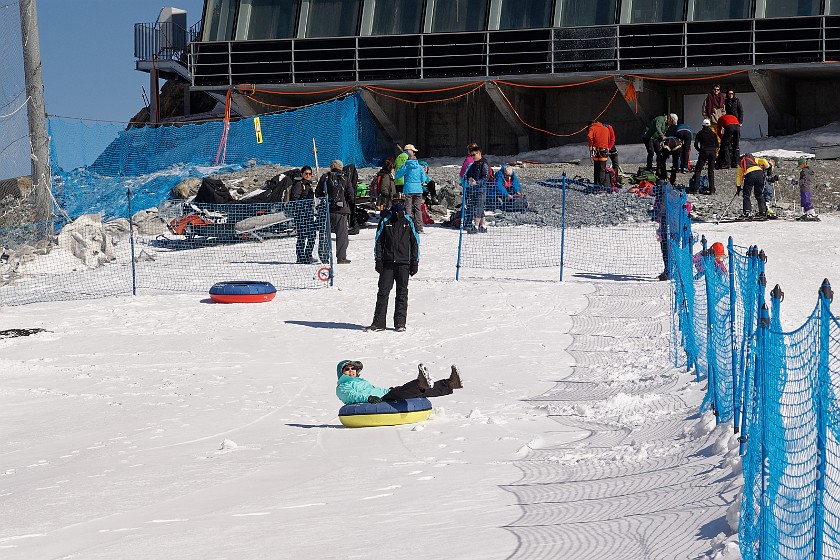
[210,157,840,224]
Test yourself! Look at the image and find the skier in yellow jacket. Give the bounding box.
[735,154,775,220]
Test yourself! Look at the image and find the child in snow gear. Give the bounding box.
[368,194,420,332]
[796,157,819,221]
[335,360,463,405]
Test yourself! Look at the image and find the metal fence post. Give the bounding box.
[816,278,833,559]
[127,188,137,296]
[729,236,739,432]
[559,173,567,282]
[455,180,467,281]
[701,235,719,422]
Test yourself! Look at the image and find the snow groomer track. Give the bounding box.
[504,282,737,560]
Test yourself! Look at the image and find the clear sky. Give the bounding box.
[37,0,205,122]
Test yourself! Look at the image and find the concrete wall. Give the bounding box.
[796,79,840,131]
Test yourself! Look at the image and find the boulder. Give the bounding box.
[131,208,168,236]
[170,177,202,200]
[57,214,116,268]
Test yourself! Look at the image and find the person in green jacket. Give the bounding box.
[393,144,417,191]
[335,360,463,405]
[642,114,670,172]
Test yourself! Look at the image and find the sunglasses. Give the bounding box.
[342,365,357,371]
[302,172,312,176]
[713,88,720,91]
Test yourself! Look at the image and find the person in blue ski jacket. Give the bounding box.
[336,360,463,405]
[394,153,430,233]
[494,164,526,212]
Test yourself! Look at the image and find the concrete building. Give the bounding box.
[135,1,840,156]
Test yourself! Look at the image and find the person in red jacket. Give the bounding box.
[716,113,741,169]
[587,120,612,188]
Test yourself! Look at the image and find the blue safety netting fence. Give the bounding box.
[1,93,378,305]
[665,185,840,559]
[454,174,665,280]
[49,93,376,219]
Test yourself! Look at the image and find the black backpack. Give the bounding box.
[194,177,234,204]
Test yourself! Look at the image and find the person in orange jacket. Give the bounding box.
[587,120,612,188]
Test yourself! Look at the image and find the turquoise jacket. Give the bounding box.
[393,159,430,195]
[335,360,389,405]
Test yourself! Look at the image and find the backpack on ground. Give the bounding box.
[605,167,619,192]
[631,167,658,185]
[688,175,709,193]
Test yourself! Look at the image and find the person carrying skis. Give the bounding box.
[796,157,819,221]
[367,193,420,333]
[336,360,463,405]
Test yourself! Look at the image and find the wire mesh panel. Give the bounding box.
[0,1,28,182]
[140,198,332,292]
[0,197,332,306]
[455,176,665,278]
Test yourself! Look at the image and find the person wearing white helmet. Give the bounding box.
[692,119,719,195]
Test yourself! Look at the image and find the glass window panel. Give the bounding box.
[557,0,618,26]
[371,0,424,35]
[430,0,488,32]
[498,0,552,29]
[242,0,298,39]
[625,0,685,23]
[305,0,361,37]
[203,0,238,41]
[765,0,820,17]
[691,0,751,20]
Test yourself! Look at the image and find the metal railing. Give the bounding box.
[134,21,195,62]
[187,15,840,88]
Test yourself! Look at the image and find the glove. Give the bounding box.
[375,261,383,274]
[367,396,382,404]
[769,175,779,183]
[735,186,742,195]
[410,262,418,276]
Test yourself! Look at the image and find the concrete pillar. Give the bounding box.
[183,83,191,117]
[483,82,530,154]
[358,88,404,150]
[748,69,795,136]
[150,71,159,124]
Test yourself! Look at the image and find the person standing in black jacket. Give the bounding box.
[725,90,744,124]
[315,160,354,264]
[693,119,719,194]
[288,166,316,263]
[367,194,420,333]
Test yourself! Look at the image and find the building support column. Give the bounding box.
[483,82,529,154]
[150,71,159,124]
[358,88,404,150]
[748,69,795,136]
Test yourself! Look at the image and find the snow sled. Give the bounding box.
[209,281,276,303]
[338,397,433,428]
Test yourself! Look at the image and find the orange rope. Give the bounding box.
[365,81,485,94]
[362,83,485,104]
[624,69,748,82]
[215,90,232,165]
[492,81,619,137]
[241,90,355,111]
[494,75,612,89]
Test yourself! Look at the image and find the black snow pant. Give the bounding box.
[319,211,349,262]
[657,150,679,184]
[293,206,316,263]
[742,170,767,215]
[593,158,608,187]
[643,137,657,171]
[372,263,410,329]
[676,130,692,170]
[693,151,716,193]
[382,378,454,401]
[719,125,741,168]
[608,147,620,171]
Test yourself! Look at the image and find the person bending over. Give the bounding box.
[336,360,463,405]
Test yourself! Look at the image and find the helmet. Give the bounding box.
[711,242,725,261]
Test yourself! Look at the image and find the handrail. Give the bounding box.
[186,15,840,88]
